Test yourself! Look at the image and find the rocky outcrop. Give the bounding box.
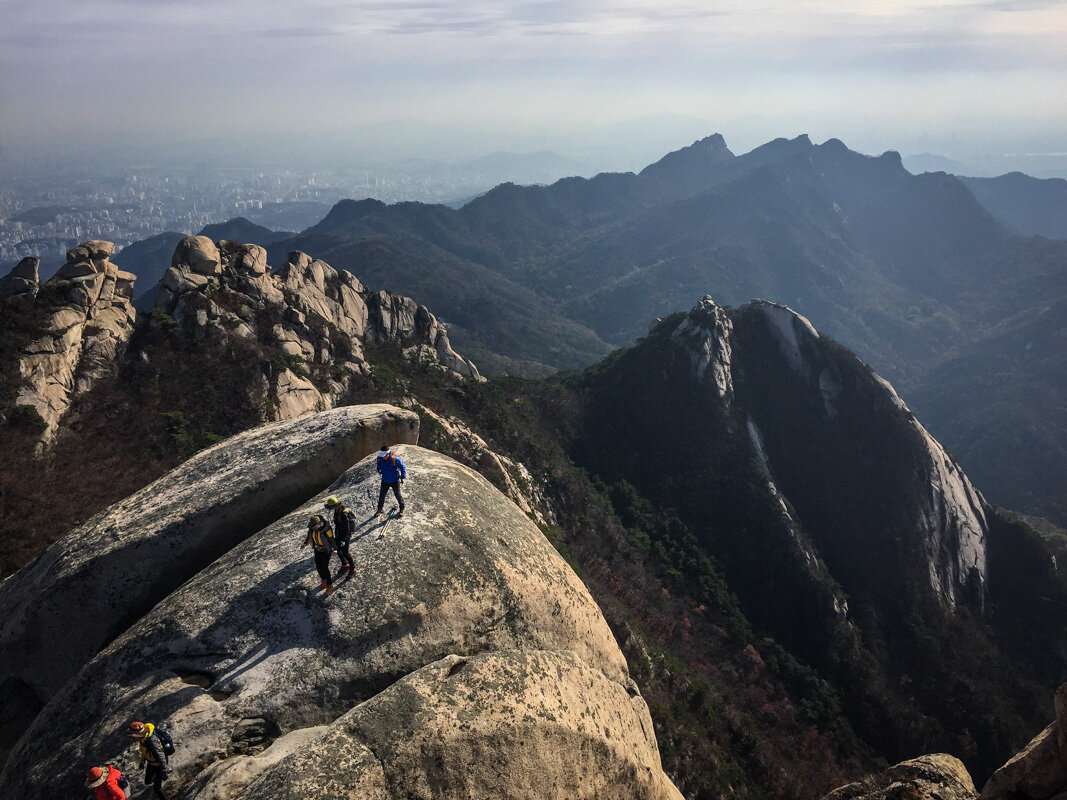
[8,241,137,438]
[669,295,734,400]
[0,441,681,800]
[0,257,39,301]
[981,683,1067,799]
[666,296,989,613]
[821,754,977,800]
[0,405,418,766]
[152,238,481,423]
[412,400,548,525]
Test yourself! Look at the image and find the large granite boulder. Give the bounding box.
[821,754,977,800]
[0,405,418,765]
[0,444,679,799]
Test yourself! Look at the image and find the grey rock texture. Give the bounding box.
[0,443,680,800]
[981,683,1067,799]
[671,296,989,612]
[152,238,482,423]
[9,241,138,438]
[0,257,40,300]
[821,754,977,800]
[0,405,418,766]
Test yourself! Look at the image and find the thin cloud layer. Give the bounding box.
[1,0,1064,164]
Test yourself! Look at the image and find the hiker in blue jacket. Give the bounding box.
[375,445,407,518]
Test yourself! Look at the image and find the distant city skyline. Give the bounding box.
[2,0,1066,177]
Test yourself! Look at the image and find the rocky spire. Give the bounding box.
[151,237,482,422]
[9,240,137,440]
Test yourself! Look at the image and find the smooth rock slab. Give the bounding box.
[0,405,418,766]
[0,446,633,798]
[238,650,683,800]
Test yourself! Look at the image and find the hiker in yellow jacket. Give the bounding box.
[128,721,170,799]
[302,514,337,596]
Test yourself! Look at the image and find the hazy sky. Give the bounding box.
[2,0,1065,170]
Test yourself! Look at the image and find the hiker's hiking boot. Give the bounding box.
[396,511,404,519]
[319,579,328,590]
[324,585,335,597]
[374,509,384,517]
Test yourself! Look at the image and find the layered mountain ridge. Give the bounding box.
[1,143,1065,797]
[241,133,1066,525]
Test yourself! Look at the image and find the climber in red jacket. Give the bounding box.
[85,765,128,799]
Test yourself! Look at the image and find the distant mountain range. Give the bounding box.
[109,134,1067,525]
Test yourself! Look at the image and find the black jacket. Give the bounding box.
[332,506,354,545]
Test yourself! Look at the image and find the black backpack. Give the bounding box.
[107,765,128,790]
[155,727,175,756]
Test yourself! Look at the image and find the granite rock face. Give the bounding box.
[821,754,977,800]
[0,405,418,766]
[0,441,680,800]
[7,241,138,438]
[670,295,989,613]
[0,257,40,301]
[152,239,482,422]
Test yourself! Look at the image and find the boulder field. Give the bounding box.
[0,412,682,799]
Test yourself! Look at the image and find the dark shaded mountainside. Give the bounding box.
[246,134,1066,526]
[1,236,1066,799]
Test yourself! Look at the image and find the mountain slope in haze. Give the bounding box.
[265,134,1066,525]
[960,173,1067,240]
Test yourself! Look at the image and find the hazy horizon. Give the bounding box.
[2,0,1066,178]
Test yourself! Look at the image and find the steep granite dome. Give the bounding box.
[0,405,418,763]
[0,437,681,800]
[564,294,1060,779]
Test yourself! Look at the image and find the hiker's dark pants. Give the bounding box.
[145,762,167,799]
[313,549,332,582]
[378,481,405,512]
[336,540,353,570]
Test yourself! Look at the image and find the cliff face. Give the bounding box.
[0,420,681,799]
[0,236,480,444]
[6,241,138,439]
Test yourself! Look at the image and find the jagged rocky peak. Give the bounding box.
[665,294,988,612]
[0,411,682,800]
[3,239,137,438]
[668,294,735,400]
[149,235,481,421]
[639,133,735,182]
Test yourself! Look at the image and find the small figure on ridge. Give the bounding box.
[84,764,128,799]
[127,720,171,800]
[324,496,356,575]
[302,513,336,596]
[375,445,407,519]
